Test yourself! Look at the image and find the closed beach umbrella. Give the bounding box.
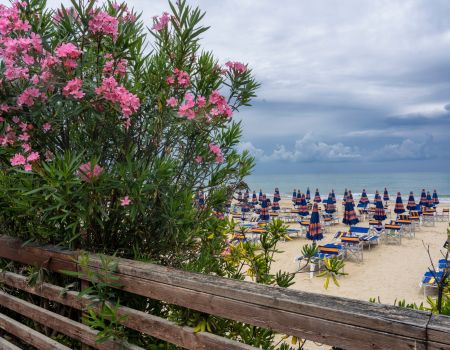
[244,189,250,202]
[426,191,434,208]
[298,193,309,217]
[383,188,390,202]
[295,191,302,207]
[259,195,270,221]
[292,189,297,204]
[419,189,427,206]
[407,192,416,211]
[252,191,258,207]
[359,189,369,206]
[241,200,250,213]
[433,190,439,205]
[325,193,336,214]
[307,203,323,241]
[198,191,205,208]
[342,188,348,206]
[394,192,405,214]
[343,196,359,226]
[258,189,263,203]
[314,188,322,203]
[348,190,355,204]
[237,190,242,203]
[272,187,281,211]
[331,189,336,204]
[373,192,387,221]
[306,187,311,202]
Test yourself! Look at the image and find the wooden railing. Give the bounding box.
[0,234,449,350]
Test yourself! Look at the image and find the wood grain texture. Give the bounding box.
[0,312,71,350]
[0,336,22,350]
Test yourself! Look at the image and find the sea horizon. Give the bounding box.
[245,171,450,201]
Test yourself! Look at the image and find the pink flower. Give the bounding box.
[21,143,31,152]
[27,151,39,162]
[18,133,30,141]
[152,12,170,31]
[77,162,104,182]
[209,143,224,163]
[225,61,247,73]
[42,122,51,132]
[120,196,131,206]
[24,163,32,172]
[89,11,119,39]
[166,97,177,107]
[195,156,203,164]
[10,153,26,166]
[197,96,206,108]
[0,117,4,122]
[17,87,40,107]
[55,43,81,59]
[63,78,85,99]
[166,75,175,85]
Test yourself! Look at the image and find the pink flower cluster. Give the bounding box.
[63,78,85,99]
[55,42,81,69]
[77,162,104,182]
[152,12,170,31]
[103,54,127,78]
[209,90,232,118]
[95,77,140,128]
[225,61,247,73]
[17,87,40,107]
[0,3,30,36]
[88,11,118,40]
[177,93,206,120]
[209,143,224,163]
[166,68,190,88]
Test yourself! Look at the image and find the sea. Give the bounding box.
[245,172,450,203]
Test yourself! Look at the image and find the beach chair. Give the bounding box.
[420,271,444,297]
[395,219,414,238]
[349,226,380,250]
[438,259,450,271]
[383,224,402,245]
[436,208,449,222]
[340,236,364,262]
[422,212,435,227]
[295,244,344,273]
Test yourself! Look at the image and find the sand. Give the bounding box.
[248,200,449,349]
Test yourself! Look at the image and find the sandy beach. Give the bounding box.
[261,199,449,349]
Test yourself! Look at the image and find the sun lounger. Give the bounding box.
[422,212,435,227]
[349,226,380,249]
[383,224,402,245]
[395,219,414,238]
[340,236,364,262]
[294,244,344,273]
[420,271,444,297]
[438,259,449,271]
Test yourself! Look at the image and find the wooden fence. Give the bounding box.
[0,234,449,350]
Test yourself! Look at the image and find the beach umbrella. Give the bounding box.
[258,189,263,203]
[313,188,322,203]
[433,190,439,205]
[394,192,405,214]
[306,187,311,202]
[383,188,390,202]
[295,191,302,207]
[419,189,427,206]
[259,194,270,221]
[307,203,323,241]
[298,193,309,216]
[407,191,416,211]
[342,188,348,206]
[325,193,336,214]
[244,189,250,202]
[198,191,205,209]
[426,191,434,208]
[343,196,359,226]
[251,191,258,207]
[241,200,250,213]
[292,189,297,204]
[272,187,281,211]
[331,189,336,204]
[373,192,387,221]
[237,190,242,203]
[359,189,369,206]
[348,190,355,204]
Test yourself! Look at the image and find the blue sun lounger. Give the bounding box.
[294,244,344,273]
[349,226,380,250]
[420,271,444,296]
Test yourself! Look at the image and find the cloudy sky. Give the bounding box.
[41,1,450,172]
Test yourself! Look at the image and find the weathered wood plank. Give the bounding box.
[0,291,143,350]
[0,312,71,350]
[0,271,258,350]
[0,336,22,350]
[427,314,450,348]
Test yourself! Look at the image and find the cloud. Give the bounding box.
[370,137,435,161]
